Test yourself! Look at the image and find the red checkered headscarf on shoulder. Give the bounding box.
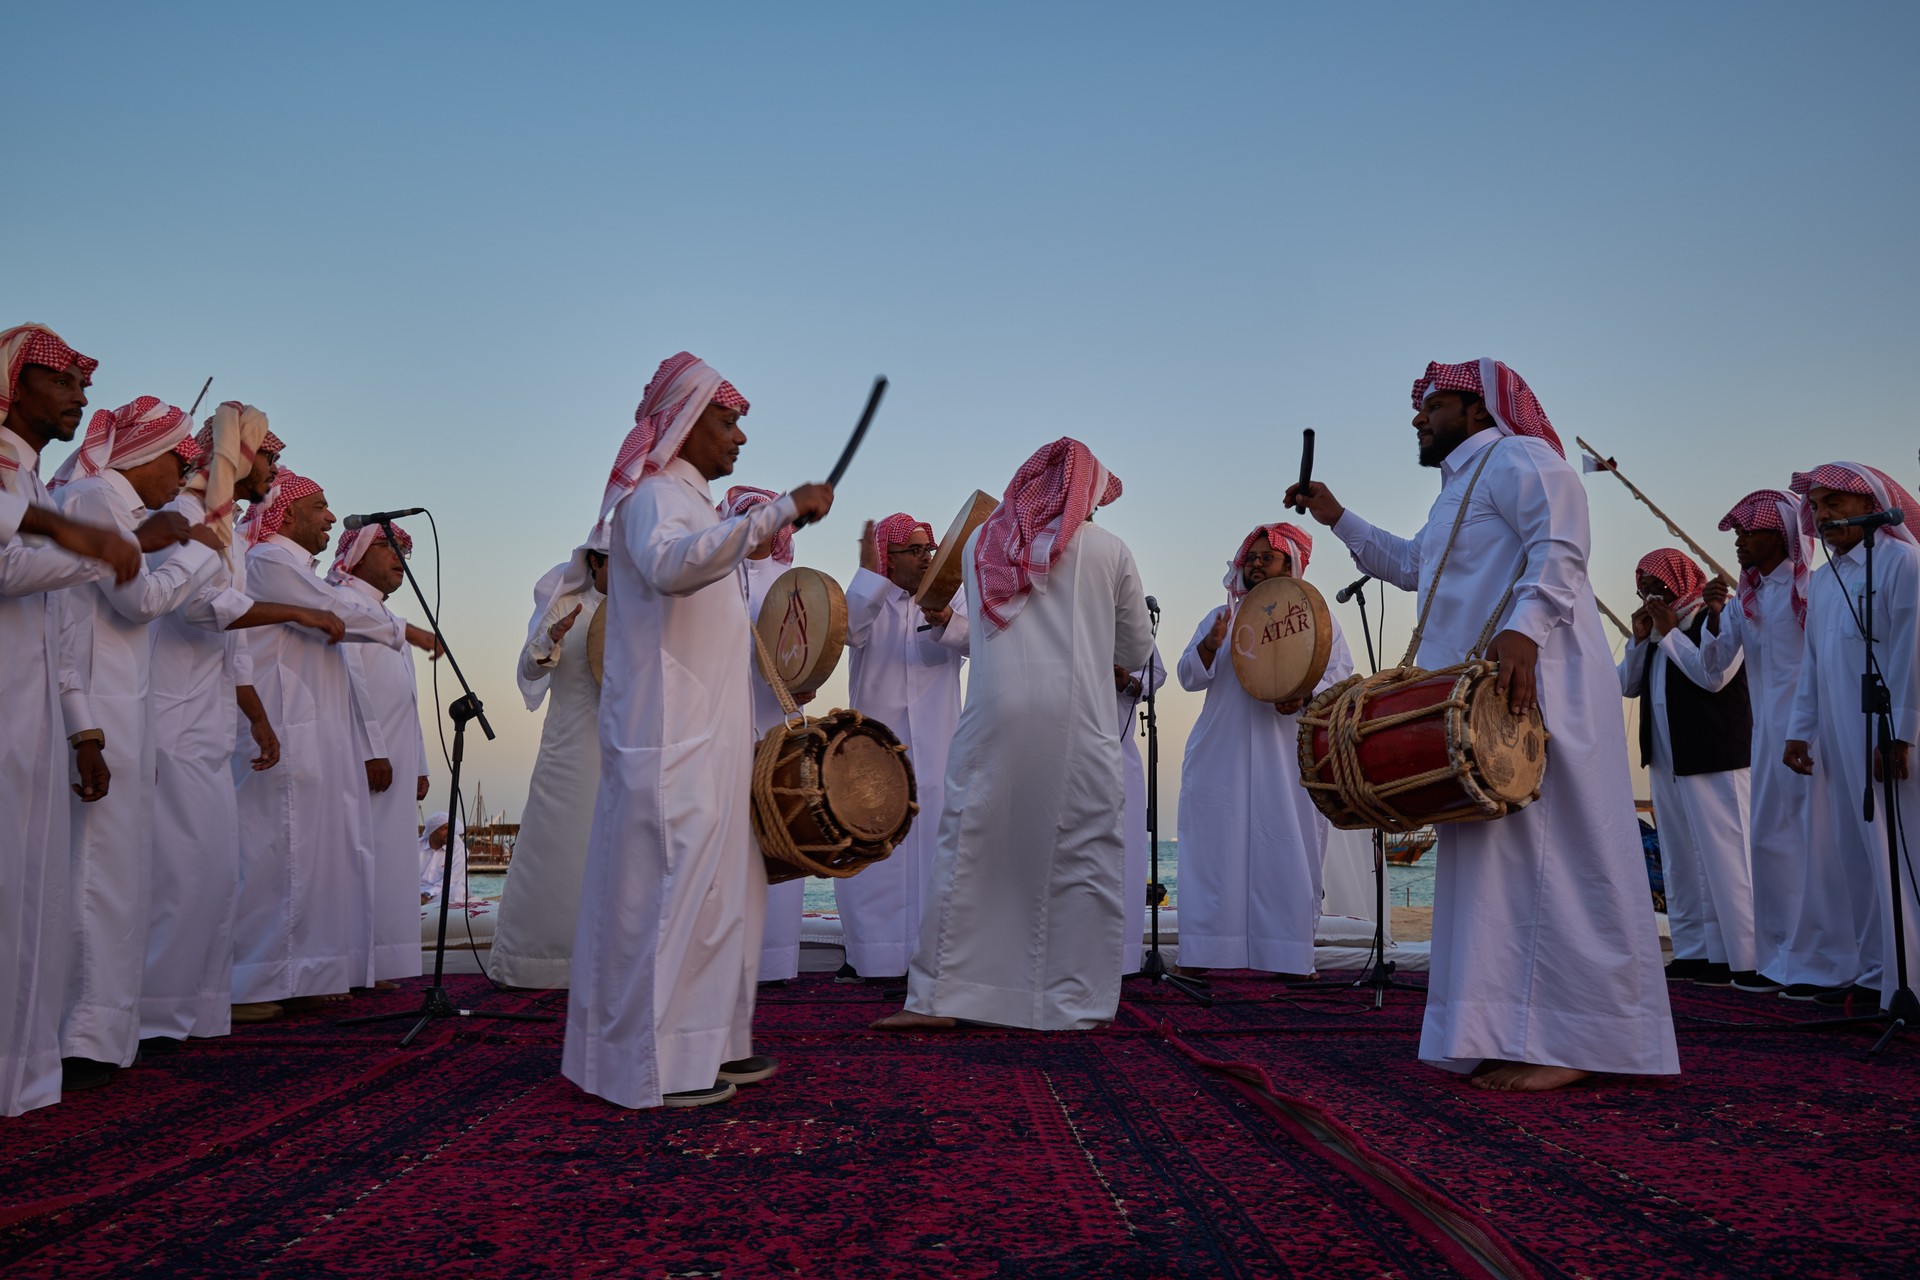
[241,470,324,546]
[188,402,286,544]
[1789,462,1920,549]
[48,396,199,490]
[1636,548,1708,613]
[1718,489,1815,627]
[718,484,795,565]
[1225,523,1312,602]
[1413,359,1564,459]
[973,437,1122,635]
[597,351,749,531]
[871,511,934,566]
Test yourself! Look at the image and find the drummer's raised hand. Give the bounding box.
[1701,579,1730,634]
[791,482,834,523]
[1197,607,1230,670]
[1282,481,1345,528]
[859,519,880,573]
[1489,630,1539,717]
[921,604,953,630]
[549,603,584,644]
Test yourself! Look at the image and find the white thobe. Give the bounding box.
[57,472,220,1065]
[0,434,105,1115]
[562,460,797,1108]
[835,567,968,978]
[485,589,603,988]
[1118,646,1165,975]
[1786,538,1920,1005]
[1700,564,1846,984]
[1334,429,1678,1076]
[143,491,255,1040]
[1617,613,1756,972]
[232,535,404,1003]
[0,486,25,542]
[1176,603,1354,974]
[742,556,806,982]
[340,575,429,982]
[420,829,471,905]
[906,522,1153,1029]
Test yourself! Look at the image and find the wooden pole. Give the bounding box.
[1575,435,1736,584]
[186,376,214,420]
[1593,594,1632,639]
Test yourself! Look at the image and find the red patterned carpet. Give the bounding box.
[3,972,1916,1278]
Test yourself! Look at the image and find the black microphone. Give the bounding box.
[1819,508,1905,532]
[1335,574,1373,604]
[342,507,427,531]
[1144,594,1160,616]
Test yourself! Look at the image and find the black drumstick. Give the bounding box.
[186,376,214,420]
[793,375,888,529]
[1292,428,1315,512]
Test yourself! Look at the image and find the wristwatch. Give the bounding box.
[69,729,106,750]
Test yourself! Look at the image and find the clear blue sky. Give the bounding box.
[9,2,1915,820]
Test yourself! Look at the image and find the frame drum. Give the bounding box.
[754,566,849,695]
[1229,576,1332,703]
[914,490,999,611]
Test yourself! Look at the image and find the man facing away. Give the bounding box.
[1702,490,1857,1000]
[1618,548,1757,990]
[835,512,968,984]
[334,521,433,987]
[486,529,608,989]
[50,398,227,1090]
[1287,358,1677,1092]
[563,352,831,1109]
[1784,462,1920,1014]
[878,437,1152,1032]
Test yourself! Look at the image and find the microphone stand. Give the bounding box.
[1795,521,1918,1053]
[1131,601,1211,1005]
[340,517,555,1047]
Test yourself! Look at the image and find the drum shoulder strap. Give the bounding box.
[1400,440,1505,667]
[751,623,805,724]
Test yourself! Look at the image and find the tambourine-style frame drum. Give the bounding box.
[1296,661,1549,833]
[1230,576,1332,703]
[751,709,919,884]
[754,567,848,695]
[914,490,999,611]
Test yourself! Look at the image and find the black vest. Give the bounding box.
[1638,610,1752,776]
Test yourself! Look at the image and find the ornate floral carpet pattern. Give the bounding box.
[2,973,1915,1278]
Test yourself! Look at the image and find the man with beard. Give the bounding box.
[1286,359,1676,1092]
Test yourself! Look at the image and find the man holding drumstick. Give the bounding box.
[1286,358,1676,1092]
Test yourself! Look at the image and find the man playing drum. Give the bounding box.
[1176,523,1353,979]
[835,513,968,985]
[1286,359,1677,1092]
[562,352,832,1110]
[877,438,1152,1032]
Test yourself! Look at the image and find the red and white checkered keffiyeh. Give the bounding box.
[718,484,795,565]
[1790,462,1920,549]
[596,351,749,530]
[240,469,324,546]
[48,396,199,490]
[1413,358,1564,459]
[1718,489,1815,627]
[327,520,412,586]
[871,511,934,567]
[1636,547,1708,613]
[187,401,286,544]
[1224,522,1313,602]
[973,437,1122,635]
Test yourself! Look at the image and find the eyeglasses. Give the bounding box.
[1243,550,1289,568]
[889,544,936,561]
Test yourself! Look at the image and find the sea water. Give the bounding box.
[466,841,1438,911]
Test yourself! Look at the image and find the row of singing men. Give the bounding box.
[1619,468,1920,1010]
[1,323,445,1116]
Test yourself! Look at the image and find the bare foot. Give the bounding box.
[1469,1058,1514,1078]
[872,1010,960,1032]
[1470,1062,1591,1092]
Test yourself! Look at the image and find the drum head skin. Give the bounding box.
[1230,577,1332,702]
[1466,676,1548,803]
[755,567,849,695]
[914,490,999,610]
[820,727,915,843]
[586,604,607,685]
